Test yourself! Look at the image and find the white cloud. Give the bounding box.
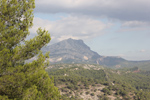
[140,49,146,52]
[30,15,111,42]
[30,17,52,33]
[118,20,150,32]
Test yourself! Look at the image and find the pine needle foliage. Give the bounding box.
[0,0,60,99]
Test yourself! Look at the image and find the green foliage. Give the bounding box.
[47,64,150,99]
[90,93,94,96]
[85,91,90,95]
[0,0,60,99]
[47,66,107,86]
[106,68,150,99]
[99,95,109,100]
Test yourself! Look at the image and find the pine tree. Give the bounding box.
[0,0,60,99]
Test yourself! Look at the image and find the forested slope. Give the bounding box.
[46,64,150,100]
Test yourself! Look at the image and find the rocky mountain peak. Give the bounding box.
[56,38,90,50]
[42,38,100,64]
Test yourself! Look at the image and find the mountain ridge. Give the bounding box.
[41,38,150,68]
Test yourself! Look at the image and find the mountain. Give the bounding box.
[42,38,101,64]
[42,38,129,67]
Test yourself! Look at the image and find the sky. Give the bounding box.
[29,0,150,61]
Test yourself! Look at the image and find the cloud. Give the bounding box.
[35,0,150,21]
[30,15,111,42]
[119,20,150,32]
[117,54,125,58]
[122,21,149,27]
[140,49,146,52]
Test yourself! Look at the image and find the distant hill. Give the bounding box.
[41,38,150,68]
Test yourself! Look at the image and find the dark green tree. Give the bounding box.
[0,0,60,99]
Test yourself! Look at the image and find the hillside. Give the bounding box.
[46,64,150,100]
